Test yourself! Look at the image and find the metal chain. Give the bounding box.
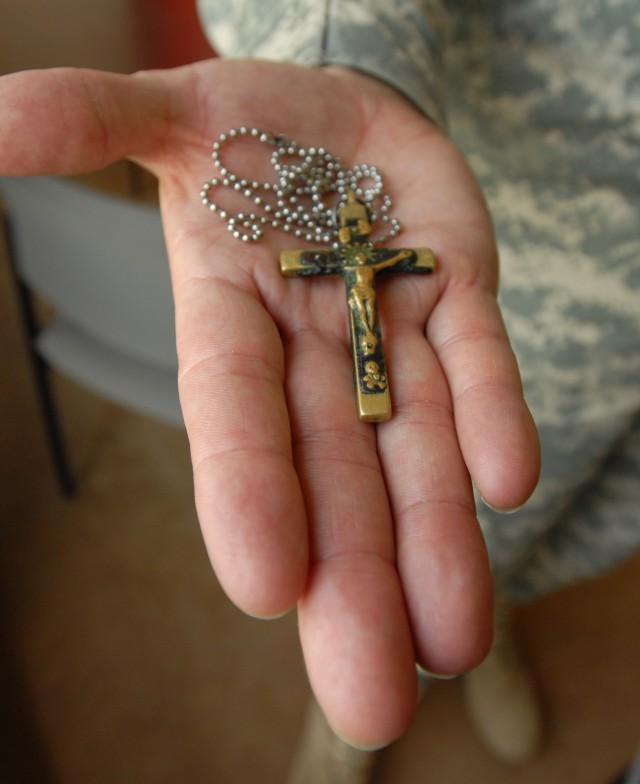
[200,127,401,247]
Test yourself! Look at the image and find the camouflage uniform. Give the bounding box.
[198,0,640,603]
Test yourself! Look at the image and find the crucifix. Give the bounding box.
[280,191,437,422]
[201,128,439,421]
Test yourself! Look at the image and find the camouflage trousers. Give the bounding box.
[448,3,640,602]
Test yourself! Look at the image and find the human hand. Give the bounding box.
[0,59,539,747]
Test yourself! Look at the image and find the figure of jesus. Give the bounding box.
[346,247,413,355]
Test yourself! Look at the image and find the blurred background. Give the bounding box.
[0,1,639,782]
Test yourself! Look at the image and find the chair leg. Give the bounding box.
[4,215,75,496]
[28,347,75,497]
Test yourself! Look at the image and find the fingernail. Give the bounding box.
[243,607,291,621]
[480,496,525,515]
[328,720,394,752]
[332,733,390,752]
[417,665,459,681]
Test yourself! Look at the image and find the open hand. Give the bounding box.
[0,59,539,747]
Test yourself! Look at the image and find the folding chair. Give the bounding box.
[1,175,181,494]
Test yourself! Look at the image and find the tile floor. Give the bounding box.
[1,317,639,783]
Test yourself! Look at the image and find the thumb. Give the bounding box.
[0,67,172,176]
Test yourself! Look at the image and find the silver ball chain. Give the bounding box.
[200,127,401,248]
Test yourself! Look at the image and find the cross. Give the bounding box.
[280,192,437,422]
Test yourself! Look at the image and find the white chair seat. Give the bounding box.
[37,321,183,427]
[1,174,183,492]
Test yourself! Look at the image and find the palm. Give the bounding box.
[0,58,539,746]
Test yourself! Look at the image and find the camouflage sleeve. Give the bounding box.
[196,0,448,129]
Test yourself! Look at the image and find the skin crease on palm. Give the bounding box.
[0,58,540,748]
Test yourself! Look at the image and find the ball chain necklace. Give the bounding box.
[201,127,437,422]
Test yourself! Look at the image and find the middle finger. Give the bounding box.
[285,323,418,748]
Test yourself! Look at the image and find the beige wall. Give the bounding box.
[0,0,139,74]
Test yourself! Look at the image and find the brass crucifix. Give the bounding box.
[280,191,437,422]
